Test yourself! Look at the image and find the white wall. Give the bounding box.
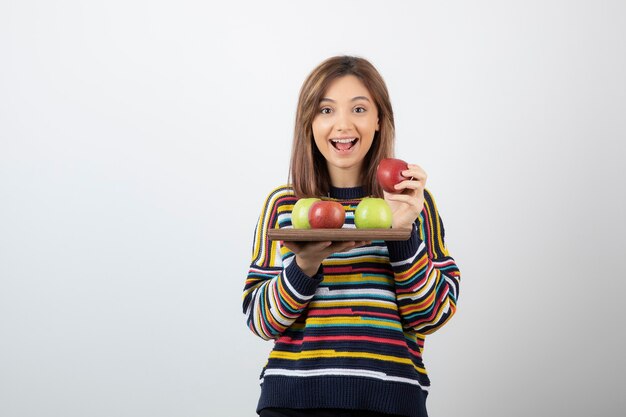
[1,1,625,416]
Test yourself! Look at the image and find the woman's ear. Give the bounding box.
[376,118,380,131]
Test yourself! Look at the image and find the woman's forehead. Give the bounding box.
[321,75,373,101]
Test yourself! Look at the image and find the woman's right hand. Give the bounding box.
[282,240,370,277]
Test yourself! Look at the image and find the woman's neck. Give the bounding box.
[327,164,362,188]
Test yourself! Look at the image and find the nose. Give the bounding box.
[335,109,353,132]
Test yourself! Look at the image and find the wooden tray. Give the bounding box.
[268,228,412,242]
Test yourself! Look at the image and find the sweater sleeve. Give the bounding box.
[386,189,461,335]
[242,186,323,340]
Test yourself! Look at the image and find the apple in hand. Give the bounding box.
[354,198,392,229]
[377,158,409,193]
[291,197,321,229]
[308,201,345,229]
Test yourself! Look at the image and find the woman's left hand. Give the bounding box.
[383,163,427,229]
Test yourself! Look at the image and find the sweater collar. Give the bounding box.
[328,185,366,200]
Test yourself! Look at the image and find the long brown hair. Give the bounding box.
[289,56,395,198]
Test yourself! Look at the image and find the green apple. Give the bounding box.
[354,198,392,229]
[291,197,321,229]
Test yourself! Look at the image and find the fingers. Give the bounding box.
[283,240,369,256]
[328,242,355,254]
[280,241,299,253]
[393,180,421,196]
[282,240,331,254]
[393,163,427,194]
[385,193,418,204]
[404,164,427,181]
[328,240,370,253]
[385,193,424,217]
[390,179,423,198]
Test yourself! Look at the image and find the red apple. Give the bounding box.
[308,201,345,229]
[377,158,408,193]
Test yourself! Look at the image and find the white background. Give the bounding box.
[1,1,625,416]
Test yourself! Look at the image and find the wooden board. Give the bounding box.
[267,228,412,242]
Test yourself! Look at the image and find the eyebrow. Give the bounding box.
[319,96,372,103]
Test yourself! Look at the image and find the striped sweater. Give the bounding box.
[242,185,461,417]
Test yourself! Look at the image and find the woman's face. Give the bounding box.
[312,75,379,187]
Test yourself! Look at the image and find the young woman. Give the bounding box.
[242,56,461,417]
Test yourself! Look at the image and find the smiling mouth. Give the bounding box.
[330,138,359,151]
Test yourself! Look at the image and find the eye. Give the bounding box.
[320,107,332,114]
[354,106,366,113]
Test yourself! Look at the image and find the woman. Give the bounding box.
[242,55,461,417]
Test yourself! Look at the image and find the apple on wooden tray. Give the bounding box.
[272,196,409,241]
[291,197,321,229]
[308,200,345,229]
[354,198,392,229]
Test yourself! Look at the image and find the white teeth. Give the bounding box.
[331,138,357,143]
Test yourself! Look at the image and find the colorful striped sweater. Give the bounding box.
[242,185,461,417]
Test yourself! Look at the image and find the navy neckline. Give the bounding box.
[328,186,366,200]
